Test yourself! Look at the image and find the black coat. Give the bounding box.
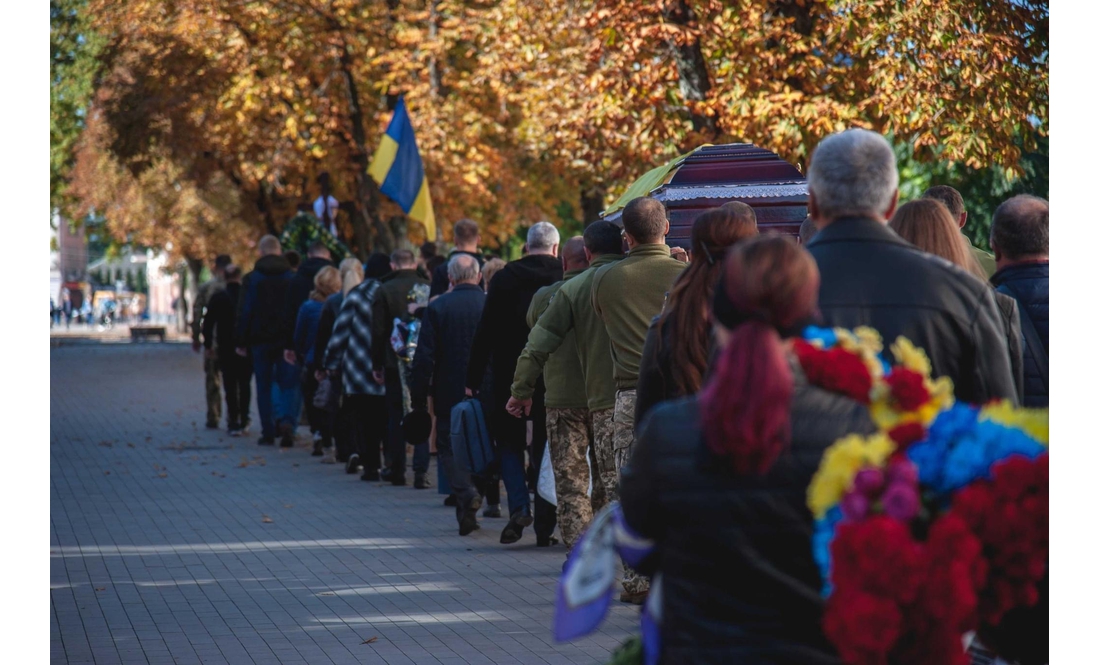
[235,254,294,347]
[466,254,563,447]
[807,217,1017,405]
[312,293,343,371]
[281,256,334,350]
[621,374,876,665]
[410,284,487,413]
[202,282,242,356]
[992,262,1048,407]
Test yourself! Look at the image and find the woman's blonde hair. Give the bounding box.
[889,199,984,279]
[339,258,364,295]
[311,266,341,301]
[481,258,506,292]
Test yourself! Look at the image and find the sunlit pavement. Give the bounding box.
[51,342,635,664]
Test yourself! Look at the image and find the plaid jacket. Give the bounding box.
[323,279,384,396]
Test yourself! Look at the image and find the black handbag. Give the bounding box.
[313,371,342,412]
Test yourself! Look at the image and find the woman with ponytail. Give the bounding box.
[634,202,758,427]
[620,235,875,664]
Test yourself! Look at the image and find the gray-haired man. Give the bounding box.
[805,128,1016,404]
[466,221,563,546]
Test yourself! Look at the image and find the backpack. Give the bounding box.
[450,398,494,475]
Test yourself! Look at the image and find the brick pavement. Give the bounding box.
[51,342,636,665]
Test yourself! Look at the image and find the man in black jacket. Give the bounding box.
[235,235,296,446]
[430,218,484,297]
[410,255,486,535]
[203,265,251,435]
[467,222,563,545]
[990,195,1049,407]
[372,249,431,487]
[282,241,333,359]
[805,129,1017,405]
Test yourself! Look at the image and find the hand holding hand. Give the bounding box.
[235,347,247,357]
[372,369,385,385]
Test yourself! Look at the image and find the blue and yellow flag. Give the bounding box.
[367,96,436,239]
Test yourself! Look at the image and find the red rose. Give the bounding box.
[884,367,931,411]
[793,340,873,403]
[887,422,926,448]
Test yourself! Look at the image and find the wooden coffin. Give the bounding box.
[600,144,808,244]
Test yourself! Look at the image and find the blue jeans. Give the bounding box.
[275,364,301,428]
[251,344,298,438]
[498,447,530,519]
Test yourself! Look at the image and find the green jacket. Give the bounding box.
[191,278,225,346]
[526,268,588,409]
[965,235,997,279]
[591,244,685,389]
[511,254,624,410]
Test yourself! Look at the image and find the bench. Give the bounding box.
[130,325,167,342]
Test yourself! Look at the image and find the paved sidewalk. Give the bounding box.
[51,343,635,664]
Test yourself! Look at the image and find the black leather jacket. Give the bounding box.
[807,217,1017,405]
[621,371,875,665]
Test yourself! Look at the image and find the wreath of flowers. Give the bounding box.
[797,326,1048,665]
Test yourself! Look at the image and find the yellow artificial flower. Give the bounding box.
[807,433,896,519]
[891,337,932,377]
[980,402,1049,446]
[853,326,884,356]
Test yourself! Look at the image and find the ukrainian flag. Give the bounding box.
[367,96,436,239]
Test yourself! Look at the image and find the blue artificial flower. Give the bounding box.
[802,326,837,349]
[909,403,1046,498]
[813,506,843,596]
[908,404,981,492]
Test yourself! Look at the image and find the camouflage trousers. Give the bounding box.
[547,407,597,548]
[204,355,222,427]
[589,408,617,507]
[613,388,648,596]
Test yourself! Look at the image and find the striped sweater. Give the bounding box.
[323,279,384,396]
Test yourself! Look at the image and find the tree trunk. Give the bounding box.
[581,186,606,226]
[337,40,393,256]
[663,0,716,137]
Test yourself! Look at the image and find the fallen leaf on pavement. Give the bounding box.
[361,637,378,644]
[157,473,168,478]
[95,587,105,591]
[261,515,273,523]
[283,504,293,508]
[103,471,111,476]
[98,441,113,447]
[126,443,135,448]
[238,457,250,468]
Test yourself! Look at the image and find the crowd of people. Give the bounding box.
[191,127,1048,664]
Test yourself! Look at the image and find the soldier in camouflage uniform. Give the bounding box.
[590,198,685,602]
[191,255,232,428]
[520,238,590,548]
[509,224,625,552]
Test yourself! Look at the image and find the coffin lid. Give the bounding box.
[600,143,808,242]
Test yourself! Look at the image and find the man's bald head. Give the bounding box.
[447,253,481,285]
[561,236,588,272]
[991,194,1049,263]
[622,196,669,245]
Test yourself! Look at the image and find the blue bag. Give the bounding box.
[450,398,493,475]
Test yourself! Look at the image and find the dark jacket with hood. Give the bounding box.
[807,217,1017,405]
[235,254,294,347]
[991,262,1048,407]
[466,254,563,445]
[202,282,242,356]
[620,369,876,665]
[281,255,333,351]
